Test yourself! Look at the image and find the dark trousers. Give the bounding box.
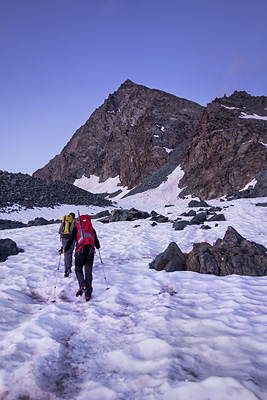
[61,238,75,272]
[75,249,94,297]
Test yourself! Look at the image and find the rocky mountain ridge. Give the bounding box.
[33,80,204,190]
[33,82,267,201]
[178,91,267,199]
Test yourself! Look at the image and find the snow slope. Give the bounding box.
[0,190,267,399]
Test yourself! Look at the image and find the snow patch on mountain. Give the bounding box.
[163,147,173,154]
[117,165,187,212]
[74,175,129,197]
[240,112,267,120]
[241,178,257,190]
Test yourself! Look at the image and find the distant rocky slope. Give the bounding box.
[0,171,112,209]
[179,91,267,199]
[33,80,204,189]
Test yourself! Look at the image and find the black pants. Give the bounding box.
[75,248,94,297]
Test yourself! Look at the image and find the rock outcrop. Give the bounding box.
[150,227,267,276]
[33,80,204,190]
[179,91,267,199]
[186,226,267,276]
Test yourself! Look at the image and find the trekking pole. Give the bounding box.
[52,251,62,303]
[98,249,109,290]
[98,248,103,264]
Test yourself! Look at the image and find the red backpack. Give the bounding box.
[77,214,95,251]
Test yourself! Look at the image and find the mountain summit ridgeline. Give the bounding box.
[34,81,267,200]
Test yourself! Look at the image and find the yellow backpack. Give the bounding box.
[61,215,75,235]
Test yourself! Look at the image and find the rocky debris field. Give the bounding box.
[0,171,112,209]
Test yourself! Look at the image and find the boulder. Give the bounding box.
[150,211,169,222]
[0,239,22,262]
[207,213,226,222]
[27,217,51,227]
[256,202,267,207]
[149,242,186,272]
[189,212,207,225]
[181,210,197,217]
[109,208,150,222]
[173,220,190,231]
[201,225,211,230]
[188,200,211,208]
[208,206,222,212]
[150,215,169,223]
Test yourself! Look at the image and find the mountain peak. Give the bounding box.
[119,79,137,89]
[33,81,203,190]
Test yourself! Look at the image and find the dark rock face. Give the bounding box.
[0,239,22,262]
[33,80,204,190]
[179,91,267,200]
[0,171,111,209]
[149,242,186,272]
[254,169,267,197]
[109,209,149,222]
[186,226,267,276]
[227,169,267,200]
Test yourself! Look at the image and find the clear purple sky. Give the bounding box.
[1,0,267,175]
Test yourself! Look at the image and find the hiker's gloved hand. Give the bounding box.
[58,247,64,255]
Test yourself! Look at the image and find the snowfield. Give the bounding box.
[0,194,267,400]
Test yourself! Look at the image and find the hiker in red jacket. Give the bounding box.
[63,214,100,302]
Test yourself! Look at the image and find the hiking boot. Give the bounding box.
[76,286,86,297]
[64,269,72,277]
[85,296,91,302]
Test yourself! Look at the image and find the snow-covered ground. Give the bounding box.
[0,189,267,399]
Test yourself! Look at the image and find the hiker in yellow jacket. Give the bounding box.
[58,213,76,277]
